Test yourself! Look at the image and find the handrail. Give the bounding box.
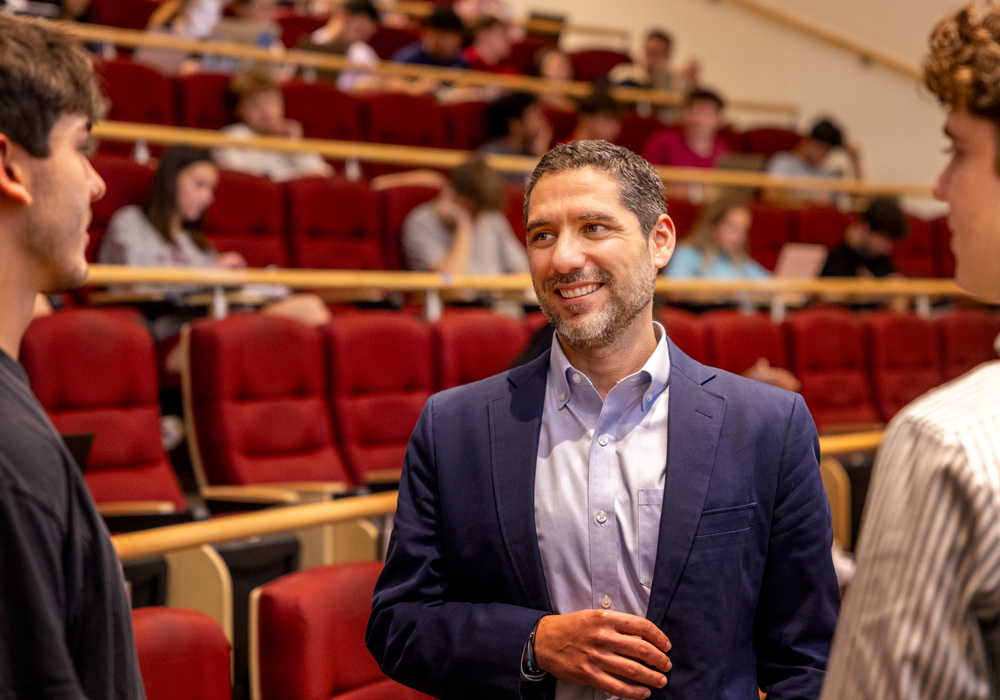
[718,0,922,82]
[111,430,883,560]
[90,121,934,198]
[57,20,794,117]
[112,491,398,560]
[83,265,972,299]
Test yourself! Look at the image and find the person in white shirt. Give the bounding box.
[821,5,1000,700]
[213,69,333,182]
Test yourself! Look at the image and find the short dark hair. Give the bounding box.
[808,118,844,148]
[524,141,666,237]
[344,0,379,22]
[0,15,106,158]
[424,5,464,33]
[450,159,506,213]
[146,145,216,252]
[860,197,908,241]
[485,92,537,139]
[578,90,624,119]
[685,88,725,111]
[646,29,673,49]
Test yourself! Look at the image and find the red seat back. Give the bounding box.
[616,112,665,155]
[508,37,555,75]
[784,308,880,432]
[322,313,433,484]
[703,310,788,375]
[541,106,576,145]
[742,127,800,158]
[133,607,231,700]
[939,308,1000,380]
[254,562,435,700]
[666,199,701,240]
[369,26,422,59]
[893,215,938,278]
[433,310,529,389]
[95,59,175,154]
[185,315,353,487]
[277,14,325,48]
[658,308,708,364]
[282,81,362,142]
[505,182,527,245]
[444,100,491,151]
[378,186,440,270]
[89,155,155,262]
[284,176,383,269]
[176,73,232,130]
[89,0,161,29]
[362,93,446,148]
[20,310,186,509]
[570,49,631,82]
[865,312,944,421]
[792,206,854,249]
[203,170,287,267]
[747,202,792,271]
[933,216,957,278]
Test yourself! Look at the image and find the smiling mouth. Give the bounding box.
[558,283,603,299]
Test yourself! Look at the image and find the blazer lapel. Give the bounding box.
[646,341,726,627]
[489,352,553,611]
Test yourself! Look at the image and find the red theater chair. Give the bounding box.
[933,216,957,278]
[322,312,434,485]
[202,170,287,268]
[284,176,384,269]
[251,562,435,700]
[445,101,490,151]
[378,186,440,269]
[20,310,188,516]
[88,0,160,29]
[792,206,854,250]
[865,312,944,421]
[665,199,701,240]
[133,607,231,700]
[89,155,155,261]
[939,308,1000,380]
[176,72,233,130]
[433,310,529,389]
[747,202,792,271]
[702,310,788,376]
[741,127,800,158]
[508,37,555,75]
[616,112,665,155]
[570,49,631,81]
[362,93,446,148]
[783,308,881,433]
[369,26,421,59]
[278,14,325,48]
[183,315,354,494]
[893,215,939,278]
[542,107,577,145]
[95,59,175,154]
[506,182,527,244]
[658,308,708,364]
[282,82,363,142]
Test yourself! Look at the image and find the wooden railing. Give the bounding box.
[58,20,795,117]
[91,121,935,198]
[113,427,881,560]
[718,0,922,82]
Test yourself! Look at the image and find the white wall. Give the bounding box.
[507,0,963,211]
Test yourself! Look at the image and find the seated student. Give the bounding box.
[663,195,769,279]
[398,160,528,275]
[532,47,577,112]
[99,146,330,344]
[477,92,552,177]
[610,28,700,121]
[569,89,624,143]
[392,5,468,69]
[462,16,518,73]
[213,69,333,182]
[821,197,908,278]
[764,117,855,206]
[643,88,729,168]
[298,0,389,92]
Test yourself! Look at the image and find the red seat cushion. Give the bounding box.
[433,309,529,389]
[133,607,231,700]
[282,81,363,142]
[703,310,788,375]
[792,206,854,250]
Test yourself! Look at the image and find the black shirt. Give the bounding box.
[821,243,897,278]
[0,349,145,699]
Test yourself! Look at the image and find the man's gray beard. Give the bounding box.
[534,260,657,352]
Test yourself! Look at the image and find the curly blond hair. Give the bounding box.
[925,3,1000,119]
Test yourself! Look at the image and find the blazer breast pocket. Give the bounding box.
[695,503,756,538]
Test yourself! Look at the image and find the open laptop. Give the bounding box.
[773,243,829,279]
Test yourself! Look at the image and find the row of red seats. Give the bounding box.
[95,57,806,161]
[20,306,999,508]
[90,154,953,276]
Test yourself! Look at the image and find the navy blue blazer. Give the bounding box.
[367,340,840,700]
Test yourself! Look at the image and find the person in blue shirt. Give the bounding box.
[391,5,468,68]
[664,195,769,279]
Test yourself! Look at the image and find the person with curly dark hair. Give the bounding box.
[821,4,1000,699]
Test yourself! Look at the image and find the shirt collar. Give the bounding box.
[547,322,671,411]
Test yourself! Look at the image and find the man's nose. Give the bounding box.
[550,231,586,273]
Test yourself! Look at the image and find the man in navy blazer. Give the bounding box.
[368,141,840,700]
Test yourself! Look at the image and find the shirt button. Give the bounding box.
[645,393,653,402]
[572,373,581,384]
[596,511,607,524]
[598,434,610,446]
[558,392,566,402]
[601,596,612,609]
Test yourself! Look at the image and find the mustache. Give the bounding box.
[542,268,612,293]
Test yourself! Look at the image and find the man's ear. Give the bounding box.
[650,213,675,269]
[0,135,33,206]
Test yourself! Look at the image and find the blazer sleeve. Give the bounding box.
[754,393,840,699]
[366,395,551,700]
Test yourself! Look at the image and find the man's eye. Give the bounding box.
[79,139,97,157]
[584,223,605,233]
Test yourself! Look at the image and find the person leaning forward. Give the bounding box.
[367,140,840,700]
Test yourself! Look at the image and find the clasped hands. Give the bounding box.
[534,610,671,699]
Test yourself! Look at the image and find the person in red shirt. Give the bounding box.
[642,88,728,168]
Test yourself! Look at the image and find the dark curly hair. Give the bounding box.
[925,3,1000,122]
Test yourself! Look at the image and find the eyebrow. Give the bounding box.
[525,211,623,233]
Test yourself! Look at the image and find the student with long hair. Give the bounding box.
[663,195,769,279]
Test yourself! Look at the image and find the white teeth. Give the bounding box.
[559,284,600,299]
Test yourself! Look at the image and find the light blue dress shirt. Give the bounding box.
[534,323,671,700]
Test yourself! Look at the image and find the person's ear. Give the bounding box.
[0,135,33,206]
[650,213,675,269]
